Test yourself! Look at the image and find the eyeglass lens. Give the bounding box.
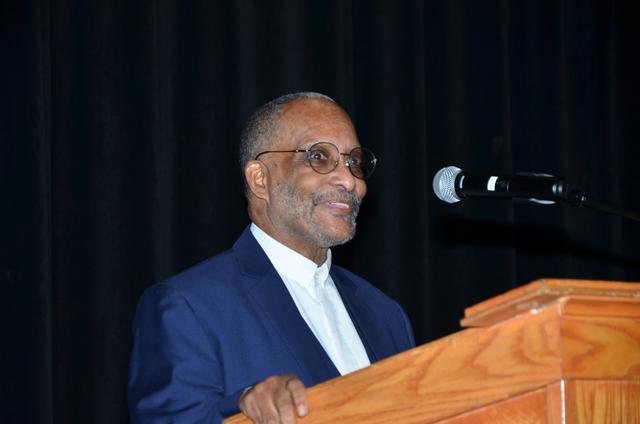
[307,142,376,179]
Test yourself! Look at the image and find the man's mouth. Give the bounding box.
[326,200,351,210]
[312,191,362,217]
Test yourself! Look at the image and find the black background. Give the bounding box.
[2,1,639,422]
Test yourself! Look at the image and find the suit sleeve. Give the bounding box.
[128,284,242,423]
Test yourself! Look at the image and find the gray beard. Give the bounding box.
[274,183,362,248]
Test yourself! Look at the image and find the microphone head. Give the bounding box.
[433,166,462,203]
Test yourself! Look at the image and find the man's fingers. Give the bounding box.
[238,374,307,423]
[285,378,308,417]
[239,384,276,423]
[274,396,296,424]
[276,376,307,423]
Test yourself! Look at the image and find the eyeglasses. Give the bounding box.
[254,141,377,180]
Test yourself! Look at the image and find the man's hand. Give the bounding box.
[238,374,308,423]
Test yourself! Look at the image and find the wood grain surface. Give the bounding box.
[566,380,640,423]
[462,279,640,328]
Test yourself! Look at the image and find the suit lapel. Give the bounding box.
[331,268,385,363]
[233,227,340,385]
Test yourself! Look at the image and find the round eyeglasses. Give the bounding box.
[254,141,377,180]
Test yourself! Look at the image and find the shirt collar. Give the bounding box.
[250,223,331,288]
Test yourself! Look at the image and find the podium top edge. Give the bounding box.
[462,278,640,327]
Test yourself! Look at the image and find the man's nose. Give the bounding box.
[328,156,357,191]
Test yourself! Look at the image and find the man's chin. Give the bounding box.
[314,224,356,247]
[330,233,355,247]
[307,210,359,246]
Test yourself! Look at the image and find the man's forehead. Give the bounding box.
[282,98,346,121]
[277,99,358,146]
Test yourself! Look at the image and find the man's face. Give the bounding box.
[264,99,367,251]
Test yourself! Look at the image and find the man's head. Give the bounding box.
[241,92,372,263]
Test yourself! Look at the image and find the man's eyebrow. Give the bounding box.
[301,139,336,146]
[296,140,322,150]
[298,140,362,153]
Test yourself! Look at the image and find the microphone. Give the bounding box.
[432,166,570,204]
[432,166,640,222]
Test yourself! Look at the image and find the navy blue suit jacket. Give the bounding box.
[128,226,415,423]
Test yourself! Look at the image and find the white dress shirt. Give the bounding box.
[250,223,371,375]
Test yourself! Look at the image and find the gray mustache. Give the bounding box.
[312,191,362,211]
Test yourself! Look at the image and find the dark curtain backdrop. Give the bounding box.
[2,1,639,422]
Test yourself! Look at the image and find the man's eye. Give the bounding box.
[348,156,362,166]
[309,150,328,161]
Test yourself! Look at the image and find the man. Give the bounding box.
[128,92,415,423]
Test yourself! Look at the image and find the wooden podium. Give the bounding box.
[226,279,640,423]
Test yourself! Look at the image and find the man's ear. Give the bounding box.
[244,161,270,201]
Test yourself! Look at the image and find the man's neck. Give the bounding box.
[251,221,328,266]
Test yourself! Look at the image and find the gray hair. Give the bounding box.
[239,92,335,170]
